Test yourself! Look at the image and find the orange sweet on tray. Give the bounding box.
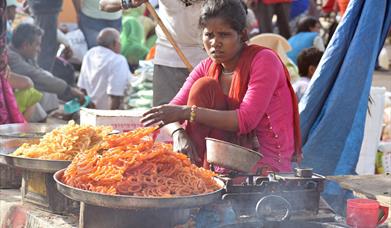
[62,127,221,196]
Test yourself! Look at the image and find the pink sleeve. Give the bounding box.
[170,59,211,105]
[236,49,284,134]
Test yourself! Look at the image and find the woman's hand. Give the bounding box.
[141,105,190,128]
[172,129,201,164]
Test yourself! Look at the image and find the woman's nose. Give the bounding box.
[211,38,221,47]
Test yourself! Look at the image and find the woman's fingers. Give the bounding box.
[140,115,160,126]
[142,106,160,117]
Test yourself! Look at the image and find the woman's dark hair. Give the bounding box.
[12,23,43,48]
[297,16,319,33]
[199,0,247,33]
[297,47,323,76]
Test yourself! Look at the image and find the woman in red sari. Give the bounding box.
[142,0,301,175]
[0,1,25,124]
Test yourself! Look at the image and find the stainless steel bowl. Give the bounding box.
[206,138,263,173]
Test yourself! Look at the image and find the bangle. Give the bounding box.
[189,105,197,123]
[171,128,185,137]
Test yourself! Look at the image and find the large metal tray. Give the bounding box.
[54,169,225,209]
[0,123,70,173]
[1,152,70,173]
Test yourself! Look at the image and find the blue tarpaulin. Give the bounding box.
[298,0,391,211]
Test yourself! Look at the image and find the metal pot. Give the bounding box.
[206,138,263,173]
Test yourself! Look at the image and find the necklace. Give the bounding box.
[222,69,235,75]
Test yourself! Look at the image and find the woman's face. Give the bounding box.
[202,17,245,67]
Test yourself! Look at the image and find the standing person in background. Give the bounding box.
[100,0,207,106]
[248,0,292,39]
[0,0,25,124]
[27,0,63,72]
[141,0,301,174]
[77,28,132,110]
[73,0,122,49]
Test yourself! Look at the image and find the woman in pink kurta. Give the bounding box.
[141,0,301,174]
[170,49,295,172]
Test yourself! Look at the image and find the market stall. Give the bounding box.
[0,122,346,228]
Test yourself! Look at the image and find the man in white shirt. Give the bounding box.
[78,28,131,110]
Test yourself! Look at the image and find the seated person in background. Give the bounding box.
[293,47,323,101]
[8,23,85,115]
[287,16,325,65]
[77,28,132,110]
[8,71,47,122]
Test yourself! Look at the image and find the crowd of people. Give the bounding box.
[0,0,354,173]
[1,0,339,124]
[1,0,390,225]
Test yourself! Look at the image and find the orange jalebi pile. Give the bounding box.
[12,121,112,160]
[62,127,221,196]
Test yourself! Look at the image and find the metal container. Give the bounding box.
[1,150,71,173]
[79,203,191,228]
[54,169,225,209]
[0,123,62,188]
[0,123,78,214]
[0,123,69,173]
[206,138,263,173]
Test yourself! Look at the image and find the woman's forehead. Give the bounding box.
[203,17,234,30]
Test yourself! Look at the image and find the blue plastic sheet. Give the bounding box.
[298,0,391,212]
[299,0,391,176]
